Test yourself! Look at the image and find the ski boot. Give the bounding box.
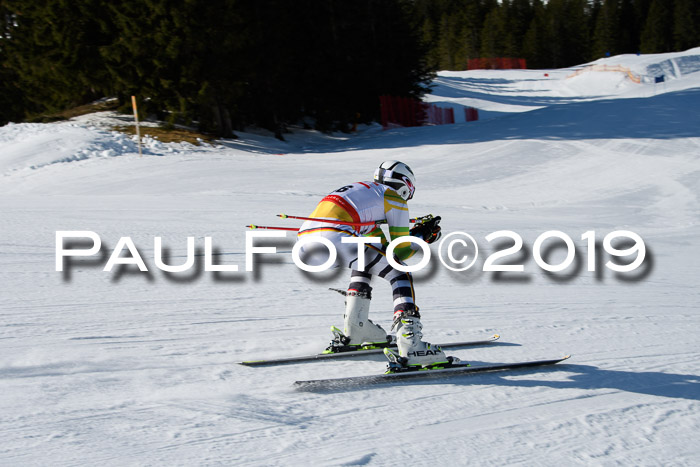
[384,308,458,373]
[324,287,391,353]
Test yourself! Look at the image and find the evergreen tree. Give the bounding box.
[544,0,573,68]
[500,1,519,57]
[523,0,550,68]
[98,0,250,135]
[589,0,603,31]
[0,1,25,124]
[632,0,653,38]
[462,0,485,61]
[420,18,439,70]
[505,0,533,58]
[4,0,699,131]
[673,0,699,51]
[412,0,441,68]
[640,0,674,53]
[508,0,534,42]
[2,0,112,118]
[618,0,638,53]
[437,12,459,69]
[592,0,621,58]
[564,0,591,65]
[417,0,480,71]
[480,4,507,59]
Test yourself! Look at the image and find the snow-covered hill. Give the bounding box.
[1,48,699,465]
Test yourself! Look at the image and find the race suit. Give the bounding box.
[297,181,417,313]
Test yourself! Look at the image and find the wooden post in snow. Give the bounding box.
[131,95,142,157]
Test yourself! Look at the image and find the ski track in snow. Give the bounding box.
[1,48,700,465]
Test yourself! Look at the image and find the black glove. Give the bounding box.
[410,215,441,244]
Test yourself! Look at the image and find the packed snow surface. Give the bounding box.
[1,48,699,465]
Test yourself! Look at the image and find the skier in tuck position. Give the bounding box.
[296,160,452,370]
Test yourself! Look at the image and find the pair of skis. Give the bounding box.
[238,334,571,391]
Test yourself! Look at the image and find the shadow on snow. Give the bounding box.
[305,363,700,401]
[219,87,700,155]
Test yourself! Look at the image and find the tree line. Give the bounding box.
[1,1,698,134]
[417,0,699,71]
[0,0,432,136]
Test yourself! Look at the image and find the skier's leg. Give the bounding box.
[361,247,449,368]
[341,276,390,346]
[387,308,449,368]
[348,269,372,295]
[328,238,390,347]
[361,246,415,314]
[334,246,416,346]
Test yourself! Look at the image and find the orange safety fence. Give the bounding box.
[566,64,642,83]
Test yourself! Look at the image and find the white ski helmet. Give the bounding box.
[374,160,416,201]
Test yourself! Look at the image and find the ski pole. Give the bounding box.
[277,213,382,226]
[246,225,299,231]
[277,213,419,225]
[247,215,429,232]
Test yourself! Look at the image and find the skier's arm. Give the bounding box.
[409,215,442,244]
[384,190,416,261]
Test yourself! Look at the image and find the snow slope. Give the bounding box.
[1,49,699,466]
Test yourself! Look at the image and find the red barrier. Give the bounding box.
[467,58,526,70]
[380,95,424,128]
[380,96,456,129]
[465,107,479,122]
